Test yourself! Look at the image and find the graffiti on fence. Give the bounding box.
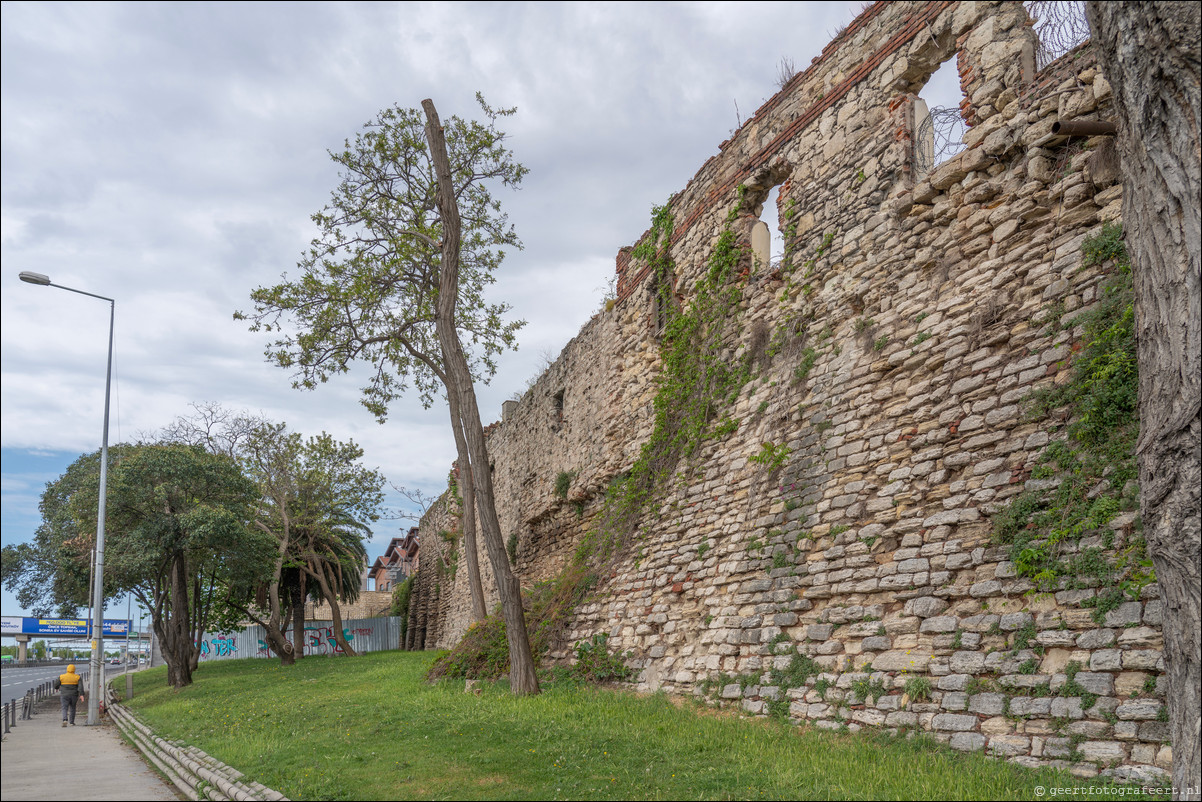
[197,636,238,660]
[197,618,399,661]
[249,627,379,657]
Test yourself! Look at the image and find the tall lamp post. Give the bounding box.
[19,270,114,726]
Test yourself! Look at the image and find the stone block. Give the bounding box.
[886,711,920,728]
[988,735,1030,756]
[1074,672,1114,696]
[1090,649,1122,672]
[949,651,986,674]
[852,708,887,726]
[941,692,968,711]
[1113,672,1148,698]
[1007,697,1051,716]
[1103,602,1142,627]
[919,615,958,634]
[807,624,834,641]
[938,674,970,691]
[999,612,1033,631]
[1116,626,1161,649]
[950,732,986,752]
[904,596,949,618]
[873,650,931,672]
[1080,741,1127,762]
[1121,651,1163,671]
[1138,721,1169,743]
[1116,701,1163,721]
[980,716,1013,736]
[968,693,1006,716]
[961,614,999,632]
[969,580,1002,598]
[1076,629,1115,649]
[932,713,978,732]
[1049,697,1084,719]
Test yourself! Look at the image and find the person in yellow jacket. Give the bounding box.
[55,664,85,726]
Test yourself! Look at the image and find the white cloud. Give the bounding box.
[2,1,863,615]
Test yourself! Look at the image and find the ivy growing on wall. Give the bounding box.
[429,195,758,682]
[991,223,1150,621]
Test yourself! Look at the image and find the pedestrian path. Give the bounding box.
[1,697,179,801]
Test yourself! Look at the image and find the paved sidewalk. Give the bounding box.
[1,697,180,801]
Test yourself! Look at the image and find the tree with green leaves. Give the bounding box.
[237,95,540,693]
[1,446,126,618]
[4,443,274,688]
[102,443,274,688]
[164,408,384,663]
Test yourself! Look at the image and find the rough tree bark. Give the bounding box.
[423,98,541,695]
[1087,3,1201,797]
[304,559,357,656]
[291,578,305,659]
[448,389,489,622]
[253,518,297,666]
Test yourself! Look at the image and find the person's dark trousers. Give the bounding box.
[60,693,79,724]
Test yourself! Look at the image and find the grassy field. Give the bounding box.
[120,651,1153,800]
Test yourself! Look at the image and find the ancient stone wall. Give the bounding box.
[407,0,1166,783]
[305,590,394,621]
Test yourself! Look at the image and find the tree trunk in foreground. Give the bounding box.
[307,562,357,656]
[448,384,489,622]
[423,97,541,695]
[161,555,196,689]
[1087,4,1201,797]
[260,523,296,665]
[291,578,305,659]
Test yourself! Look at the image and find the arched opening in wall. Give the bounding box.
[914,57,967,180]
[745,165,791,274]
[1025,1,1089,70]
[755,184,786,272]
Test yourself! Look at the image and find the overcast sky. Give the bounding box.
[1,1,880,620]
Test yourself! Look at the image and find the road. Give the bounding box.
[1,664,127,707]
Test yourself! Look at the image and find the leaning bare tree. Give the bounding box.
[238,95,540,694]
[1087,2,1201,795]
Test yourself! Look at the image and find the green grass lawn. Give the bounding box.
[120,651,1152,800]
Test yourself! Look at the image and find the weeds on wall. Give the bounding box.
[553,469,577,499]
[390,574,415,645]
[697,645,824,723]
[991,223,1150,622]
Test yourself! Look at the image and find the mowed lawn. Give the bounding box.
[121,651,1150,800]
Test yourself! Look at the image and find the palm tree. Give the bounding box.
[295,503,370,656]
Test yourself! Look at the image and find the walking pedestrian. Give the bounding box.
[55,663,85,726]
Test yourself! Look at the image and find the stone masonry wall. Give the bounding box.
[305,590,393,621]
[407,1,1166,783]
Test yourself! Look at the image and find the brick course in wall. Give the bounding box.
[406,1,1166,784]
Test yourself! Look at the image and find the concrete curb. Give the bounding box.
[104,681,288,801]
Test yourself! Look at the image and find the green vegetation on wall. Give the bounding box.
[991,223,1150,621]
[390,574,415,643]
[430,196,758,682]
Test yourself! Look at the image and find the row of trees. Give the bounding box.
[1,406,384,688]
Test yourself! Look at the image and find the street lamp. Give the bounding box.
[19,270,114,726]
